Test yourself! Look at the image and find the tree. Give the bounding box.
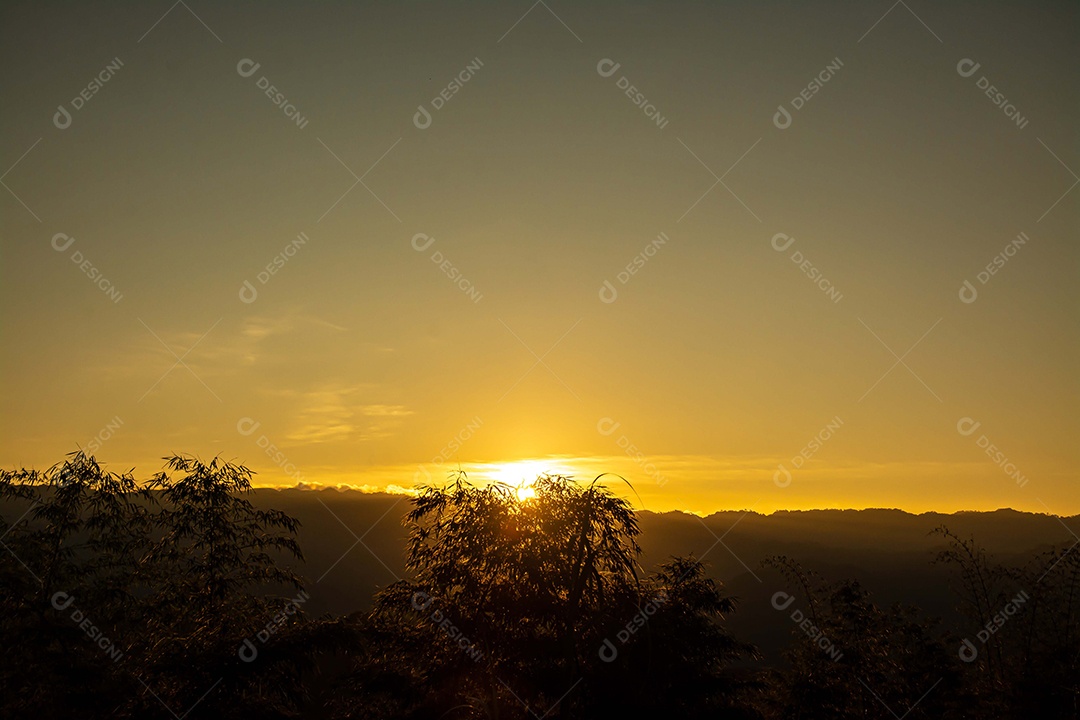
[933,525,1080,718]
[762,555,963,720]
[369,472,757,718]
[0,452,313,720]
[0,451,153,717]
[128,454,307,718]
[586,555,761,720]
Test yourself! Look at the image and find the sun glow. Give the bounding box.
[484,459,574,501]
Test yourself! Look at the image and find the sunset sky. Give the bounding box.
[1,1,1076,515]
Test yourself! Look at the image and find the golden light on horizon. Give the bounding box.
[0,1,1075,519]
[482,459,578,501]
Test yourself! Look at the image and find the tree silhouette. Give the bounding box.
[3,453,1074,718]
[0,452,153,716]
[762,555,962,719]
[370,472,757,718]
[934,525,1080,718]
[0,452,312,719]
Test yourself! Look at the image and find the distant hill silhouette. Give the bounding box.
[249,488,1077,662]
[4,456,1077,719]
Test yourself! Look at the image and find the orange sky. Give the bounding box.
[1,1,1077,515]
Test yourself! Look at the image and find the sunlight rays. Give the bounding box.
[481,459,576,501]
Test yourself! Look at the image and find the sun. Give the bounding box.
[485,459,570,501]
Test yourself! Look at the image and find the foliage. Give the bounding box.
[1,454,1077,718]
[0,451,310,719]
[932,526,1080,718]
[762,555,962,719]
[369,472,758,718]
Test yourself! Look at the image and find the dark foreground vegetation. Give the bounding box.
[1,452,1077,719]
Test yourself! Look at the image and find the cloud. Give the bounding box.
[112,310,347,390]
[287,422,355,444]
[283,386,412,445]
[359,404,413,418]
[291,481,416,496]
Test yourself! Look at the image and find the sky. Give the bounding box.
[1,1,1076,515]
